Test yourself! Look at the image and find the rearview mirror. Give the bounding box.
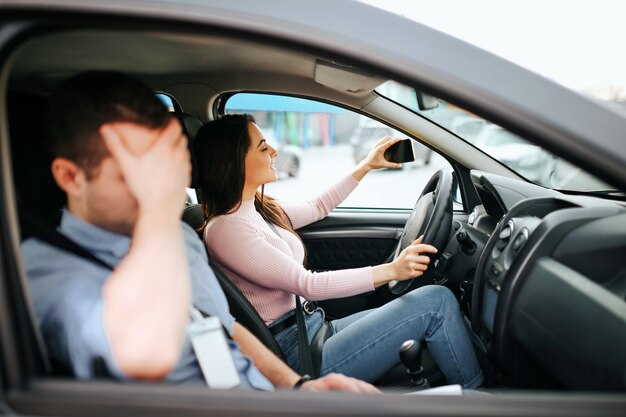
[416,90,439,110]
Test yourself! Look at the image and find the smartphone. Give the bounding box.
[384,139,415,163]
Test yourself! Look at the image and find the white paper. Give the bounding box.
[406,384,464,396]
[189,316,240,389]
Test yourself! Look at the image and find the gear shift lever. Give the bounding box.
[399,340,429,389]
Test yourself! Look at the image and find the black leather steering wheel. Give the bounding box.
[388,169,454,294]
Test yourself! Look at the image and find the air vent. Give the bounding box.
[512,228,529,251]
[493,220,514,255]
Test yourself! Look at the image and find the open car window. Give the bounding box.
[223,93,454,209]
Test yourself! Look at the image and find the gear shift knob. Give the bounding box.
[399,340,421,369]
[399,340,429,388]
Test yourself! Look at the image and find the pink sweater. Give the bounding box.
[204,175,375,324]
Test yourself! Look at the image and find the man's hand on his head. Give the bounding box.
[300,373,380,394]
[99,118,192,378]
[100,118,191,217]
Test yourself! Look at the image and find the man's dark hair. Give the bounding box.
[49,71,171,178]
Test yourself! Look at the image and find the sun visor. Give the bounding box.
[314,60,385,94]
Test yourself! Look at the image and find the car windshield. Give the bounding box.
[376,81,617,193]
[480,129,526,147]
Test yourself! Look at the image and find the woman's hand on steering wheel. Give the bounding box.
[387,169,454,295]
[372,236,438,287]
[391,235,438,281]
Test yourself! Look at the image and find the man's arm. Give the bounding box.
[233,322,379,393]
[100,120,192,379]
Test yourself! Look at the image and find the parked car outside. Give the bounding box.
[273,142,302,178]
[472,124,554,183]
[449,114,488,143]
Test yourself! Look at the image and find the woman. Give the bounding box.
[196,114,483,388]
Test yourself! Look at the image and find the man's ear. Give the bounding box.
[51,158,85,198]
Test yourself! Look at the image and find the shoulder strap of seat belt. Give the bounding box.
[263,217,314,376]
[21,212,115,270]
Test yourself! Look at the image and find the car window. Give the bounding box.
[479,128,526,147]
[155,92,181,112]
[223,93,453,209]
[376,81,615,192]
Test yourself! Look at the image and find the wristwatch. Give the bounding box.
[293,374,313,390]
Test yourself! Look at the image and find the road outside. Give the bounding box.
[266,145,450,209]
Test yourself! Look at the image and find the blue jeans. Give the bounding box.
[271,285,483,389]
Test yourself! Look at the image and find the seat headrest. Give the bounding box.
[175,112,203,141]
[173,112,203,190]
[182,204,205,237]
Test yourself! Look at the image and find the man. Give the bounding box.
[21,71,377,392]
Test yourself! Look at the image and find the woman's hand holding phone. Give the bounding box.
[351,136,407,181]
[384,138,416,164]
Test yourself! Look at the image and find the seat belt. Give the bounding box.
[263,218,315,377]
[21,212,115,270]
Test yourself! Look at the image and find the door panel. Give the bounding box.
[298,210,408,318]
[302,229,400,271]
[298,210,469,319]
[299,210,409,271]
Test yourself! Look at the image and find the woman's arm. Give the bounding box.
[280,174,359,229]
[282,137,402,229]
[206,218,374,300]
[206,218,437,302]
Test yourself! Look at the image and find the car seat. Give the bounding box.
[178,112,294,364]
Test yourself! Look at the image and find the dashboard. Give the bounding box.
[452,171,626,391]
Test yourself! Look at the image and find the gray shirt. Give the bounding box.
[21,209,273,390]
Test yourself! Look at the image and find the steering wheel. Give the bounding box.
[388,169,454,295]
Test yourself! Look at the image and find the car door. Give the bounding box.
[2,2,625,417]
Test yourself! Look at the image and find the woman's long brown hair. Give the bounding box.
[194,114,300,240]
